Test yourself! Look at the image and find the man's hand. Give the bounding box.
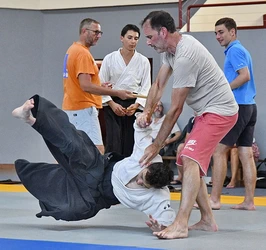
[126,103,139,116]
[139,143,160,167]
[136,111,152,128]
[101,82,112,88]
[109,102,126,116]
[117,90,134,100]
[145,215,166,232]
[164,138,171,146]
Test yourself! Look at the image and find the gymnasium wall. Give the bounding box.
[0,0,180,10]
[0,4,177,163]
[0,9,45,162]
[0,3,265,164]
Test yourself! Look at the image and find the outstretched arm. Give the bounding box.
[140,87,190,166]
[79,73,133,100]
[137,64,172,128]
[134,57,151,109]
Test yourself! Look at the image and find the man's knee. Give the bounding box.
[238,146,253,162]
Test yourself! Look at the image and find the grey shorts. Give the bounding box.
[64,107,103,145]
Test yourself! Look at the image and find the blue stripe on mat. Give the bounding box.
[0,238,163,250]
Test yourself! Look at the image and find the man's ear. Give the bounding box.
[160,27,168,38]
[230,28,236,37]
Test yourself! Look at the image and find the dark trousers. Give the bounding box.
[15,95,119,221]
[104,97,140,157]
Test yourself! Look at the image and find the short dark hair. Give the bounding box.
[145,162,174,188]
[121,24,140,37]
[215,17,237,34]
[79,18,100,34]
[141,10,176,33]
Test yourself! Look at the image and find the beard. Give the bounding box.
[153,110,163,119]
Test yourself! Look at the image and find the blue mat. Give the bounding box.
[0,238,163,250]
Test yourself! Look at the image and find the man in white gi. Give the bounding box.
[100,24,151,157]
[12,95,175,231]
[112,120,176,229]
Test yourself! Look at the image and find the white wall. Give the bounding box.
[181,0,266,32]
[0,0,39,9]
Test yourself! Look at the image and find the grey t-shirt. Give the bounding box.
[162,34,238,116]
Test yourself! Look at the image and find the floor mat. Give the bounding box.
[0,238,162,250]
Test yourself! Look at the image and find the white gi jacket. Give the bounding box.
[100,49,151,108]
[150,114,181,140]
[111,122,176,226]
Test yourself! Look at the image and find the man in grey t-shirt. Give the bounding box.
[136,11,238,239]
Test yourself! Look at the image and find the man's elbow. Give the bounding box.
[243,71,250,82]
[240,69,250,83]
[80,83,93,93]
[80,85,87,92]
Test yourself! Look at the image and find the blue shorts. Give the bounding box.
[64,107,103,145]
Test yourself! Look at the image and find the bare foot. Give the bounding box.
[189,219,218,232]
[231,202,256,211]
[209,199,221,210]
[194,200,221,210]
[193,202,199,209]
[226,181,235,189]
[153,223,188,239]
[12,99,36,126]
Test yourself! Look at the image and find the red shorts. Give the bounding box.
[176,112,238,176]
